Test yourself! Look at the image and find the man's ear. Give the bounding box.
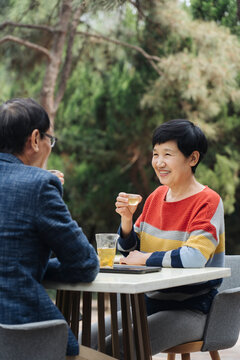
[189,151,200,167]
[29,129,40,152]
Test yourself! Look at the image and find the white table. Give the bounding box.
[44,267,230,360]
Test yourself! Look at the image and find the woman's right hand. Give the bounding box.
[115,192,142,220]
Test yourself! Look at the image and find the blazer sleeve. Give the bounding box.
[36,177,99,283]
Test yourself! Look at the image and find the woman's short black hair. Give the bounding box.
[0,98,50,155]
[152,119,208,173]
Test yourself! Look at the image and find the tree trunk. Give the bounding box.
[237,0,240,20]
[40,0,73,123]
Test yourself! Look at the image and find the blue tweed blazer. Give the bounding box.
[0,153,99,355]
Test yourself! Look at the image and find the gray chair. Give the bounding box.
[163,255,240,360]
[0,319,68,360]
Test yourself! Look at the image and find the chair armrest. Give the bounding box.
[202,287,240,351]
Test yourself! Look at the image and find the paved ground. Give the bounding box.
[152,336,240,359]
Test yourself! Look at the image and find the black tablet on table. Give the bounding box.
[99,264,162,274]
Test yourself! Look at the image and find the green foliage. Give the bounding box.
[6,0,59,23]
[73,0,126,11]
[189,0,240,253]
[138,2,240,238]
[0,0,59,96]
[196,154,239,214]
[53,56,154,241]
[191,0,240,37]
[141,2,240,136]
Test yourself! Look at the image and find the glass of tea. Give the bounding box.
[95,233,119,268]
[128,193,141,206]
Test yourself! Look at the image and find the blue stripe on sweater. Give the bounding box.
[171,248,183,267]
[146,251,165,267]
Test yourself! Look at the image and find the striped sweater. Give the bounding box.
[118,185,225,313]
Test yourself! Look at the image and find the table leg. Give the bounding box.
[130,294,146,360]
[56,290,62,309]
[65,292,73,324]
[81,292,92,347]
[56,290,72,323]
[56,290,152,360]
[56,290,81,339]
[136,293,152,360]
[97,293,106,353]
[120,294,135,360]
[110,293,120,359]
[71,291,81,337]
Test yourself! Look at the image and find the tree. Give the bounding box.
[139,0,240,214]
[0,0,88,121]
[0,0,160,122]
[52,1,240,238]
[189,0,240,253]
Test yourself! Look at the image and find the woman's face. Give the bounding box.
[152,140,194,189]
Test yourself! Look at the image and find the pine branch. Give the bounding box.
[0,35,52,60]
[0,21,56,33]
[129,0,146,19]
[77,30,162,75]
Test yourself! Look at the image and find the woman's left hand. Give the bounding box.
[119,250,152,266]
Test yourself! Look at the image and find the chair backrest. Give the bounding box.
[219,255,240,291]
[202,255,240,352]
[0,319,68,360]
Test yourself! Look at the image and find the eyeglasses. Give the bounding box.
[41,133,58,148]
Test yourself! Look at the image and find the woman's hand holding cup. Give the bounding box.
[115,192,142,220]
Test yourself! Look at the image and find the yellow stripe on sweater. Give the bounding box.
[139,231,224,260]
[184,234,217,260]
[140,232,184,252]
[215,233,225,254]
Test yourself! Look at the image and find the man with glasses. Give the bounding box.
[0,98,99,357]
[41,132,58,148]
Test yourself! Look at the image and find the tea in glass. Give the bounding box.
[97,247,116,267]
[128,194,141,206]
[95,233,119,268]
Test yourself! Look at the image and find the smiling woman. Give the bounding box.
[101,119,226,357]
